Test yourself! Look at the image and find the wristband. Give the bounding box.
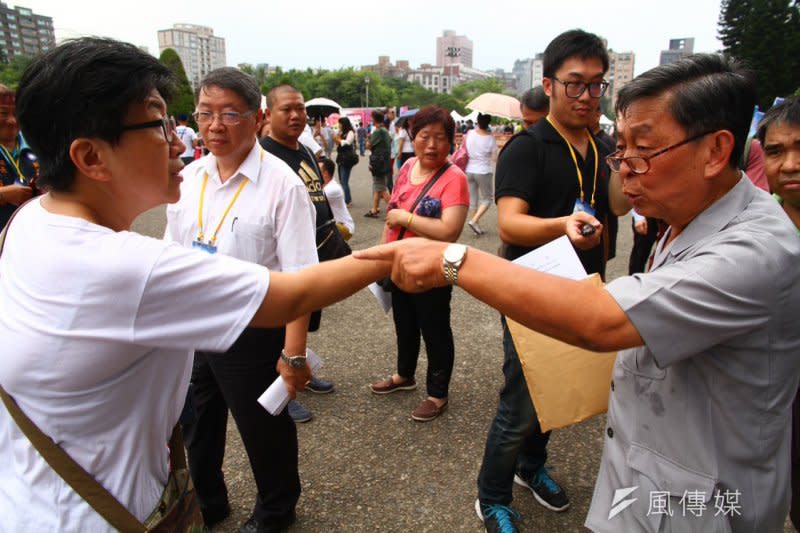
[407,213,414,228]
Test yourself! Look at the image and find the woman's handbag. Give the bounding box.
[0,208,204,533]
[451,131,470,171]
[336,143,359,168]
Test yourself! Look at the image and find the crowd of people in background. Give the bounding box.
[1,26,799,533]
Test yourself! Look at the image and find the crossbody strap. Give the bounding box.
[0,201,184,532]
[396,162,451,241]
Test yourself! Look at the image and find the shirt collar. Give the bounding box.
[203,139,262,185]
[659,175,755,260]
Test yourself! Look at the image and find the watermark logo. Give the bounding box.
[608,486,639,520]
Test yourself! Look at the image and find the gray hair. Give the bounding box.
[520,86,549,112]
[757,96,800,144]
[197,67,261,111]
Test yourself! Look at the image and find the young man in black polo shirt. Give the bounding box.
[475,29,611,532]
[261,84,338,424]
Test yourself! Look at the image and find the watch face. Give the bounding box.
[444,244,466,263]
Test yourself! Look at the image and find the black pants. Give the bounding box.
[391,286,455,399]
[628,217,660,274]
[182,327,299,523]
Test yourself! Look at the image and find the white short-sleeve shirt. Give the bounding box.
[166,140,318,272]
[176,124,197,158]
[0,199,269,531]
[465,130,497,175]
[324,180,355,234]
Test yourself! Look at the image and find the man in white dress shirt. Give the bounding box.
[165,67,316,533]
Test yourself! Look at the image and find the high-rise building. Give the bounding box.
[157,24,226,89]
[0,2,54,60]
[436,30,473,68]
[608,50,635,107]
[659,37,694,66]
[512,54,544,93]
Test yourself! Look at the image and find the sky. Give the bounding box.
[19,0,724,78]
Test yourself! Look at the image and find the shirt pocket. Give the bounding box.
[619,347,667,380]
[228,220,269,264]
[626,443,732,533]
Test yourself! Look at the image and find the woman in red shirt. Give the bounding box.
[369,106,469,421]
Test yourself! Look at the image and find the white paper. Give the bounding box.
[257,349,323,415]
[512,235,588,281]
[368,281,392,313]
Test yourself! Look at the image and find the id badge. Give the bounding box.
[573,198,596,217]
[192,240,217,254]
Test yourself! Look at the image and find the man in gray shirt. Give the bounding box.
[359,53,800,532]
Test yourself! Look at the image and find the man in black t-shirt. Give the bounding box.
[475,30,612,532]
[261,84,338,423]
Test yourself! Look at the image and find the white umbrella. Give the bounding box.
[305,97,342,118]
[466,92,523,120]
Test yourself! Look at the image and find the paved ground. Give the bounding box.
[132,157,795,532]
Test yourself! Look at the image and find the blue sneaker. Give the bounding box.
[514,466,570,511]
[306,376,335,394]
[475,499,520,533]
[287,400,312,423]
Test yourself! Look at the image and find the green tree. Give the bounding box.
[158,48,195,121]
[449,78,507,104]
[0,55,34,89]
[719,0,800,109]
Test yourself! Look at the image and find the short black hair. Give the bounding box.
[319,157,335,177]
[543,29,609,79]
[266,84,301,110]
[757,96,800,145]
[477,113,491,130]
[372,110,385,124]
[16,37,176,192]
[198,67,261,112]
[616,54,756,167]
[520,86,549,111]
[410,105,455,146]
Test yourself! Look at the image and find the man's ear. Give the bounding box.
[704,130,736,178]
[542,77,553,98]
[69,138,113,183]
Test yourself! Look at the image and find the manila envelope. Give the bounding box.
[505,273,617,432]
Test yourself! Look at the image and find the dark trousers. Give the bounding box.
[477,319,550,505]
[791,389,800,529]
[628,217,660,274]
[391,286,454,399]
[183,327,299,523]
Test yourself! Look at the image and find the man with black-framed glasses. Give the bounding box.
[474,29,613,532]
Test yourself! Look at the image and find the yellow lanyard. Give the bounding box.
[196,173,249,246]
[0,143,25,184]
[545,116,599,207]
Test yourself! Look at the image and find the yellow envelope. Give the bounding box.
[506,273,617,432]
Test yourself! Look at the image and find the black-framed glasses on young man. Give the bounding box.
[192,110,255,126]
[121,116,176,142]
[551,78,609,98]
[606,131,714,175]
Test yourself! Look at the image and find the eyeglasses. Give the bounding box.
[121,116,176,142]
[606,131,714,175]
[193,110,255,126]
[551,77,609,99]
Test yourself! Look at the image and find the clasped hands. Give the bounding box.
[355,238,450,293]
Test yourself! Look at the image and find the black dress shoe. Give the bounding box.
[237,511,296,533]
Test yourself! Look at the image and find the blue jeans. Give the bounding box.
[477,318,551,505]
[338,164,352,205]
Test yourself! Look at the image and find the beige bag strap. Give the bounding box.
[0,387,147,531]
[0,202,149,532]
